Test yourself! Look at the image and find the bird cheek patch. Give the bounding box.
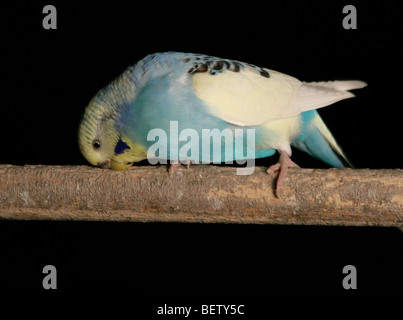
[114,138,130,155]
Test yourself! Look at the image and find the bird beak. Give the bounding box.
[97,159,111,169]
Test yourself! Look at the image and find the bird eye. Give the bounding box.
[93,140,101,149]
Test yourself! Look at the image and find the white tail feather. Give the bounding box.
[304,80,367,91]
[289,80,367,113]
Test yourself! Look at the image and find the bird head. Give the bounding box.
[78,96,146,170]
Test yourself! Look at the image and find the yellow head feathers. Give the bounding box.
[78,96,146,170]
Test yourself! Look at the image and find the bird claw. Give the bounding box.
[168,162,179,174]
[267,151,299,197]
[168,160,192,173]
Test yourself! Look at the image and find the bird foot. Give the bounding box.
[168,160,192,173]
[267,151,299,197]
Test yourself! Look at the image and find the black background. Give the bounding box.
[0,0,402,306]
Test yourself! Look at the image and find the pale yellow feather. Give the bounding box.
[192,68,301,126]
[192,66,366,128]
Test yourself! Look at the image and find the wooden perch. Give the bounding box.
[0,164,402,226]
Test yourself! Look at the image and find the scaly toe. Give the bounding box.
[267,163,281,175]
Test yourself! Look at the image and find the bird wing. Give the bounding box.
[188,55,366,127]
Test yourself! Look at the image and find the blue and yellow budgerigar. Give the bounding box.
[78,52,366,195]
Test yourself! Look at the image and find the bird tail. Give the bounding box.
[292,111,353,168]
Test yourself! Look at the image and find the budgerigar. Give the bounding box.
[78,52,366,195]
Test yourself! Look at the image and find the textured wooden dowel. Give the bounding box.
[0,165,402,226]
